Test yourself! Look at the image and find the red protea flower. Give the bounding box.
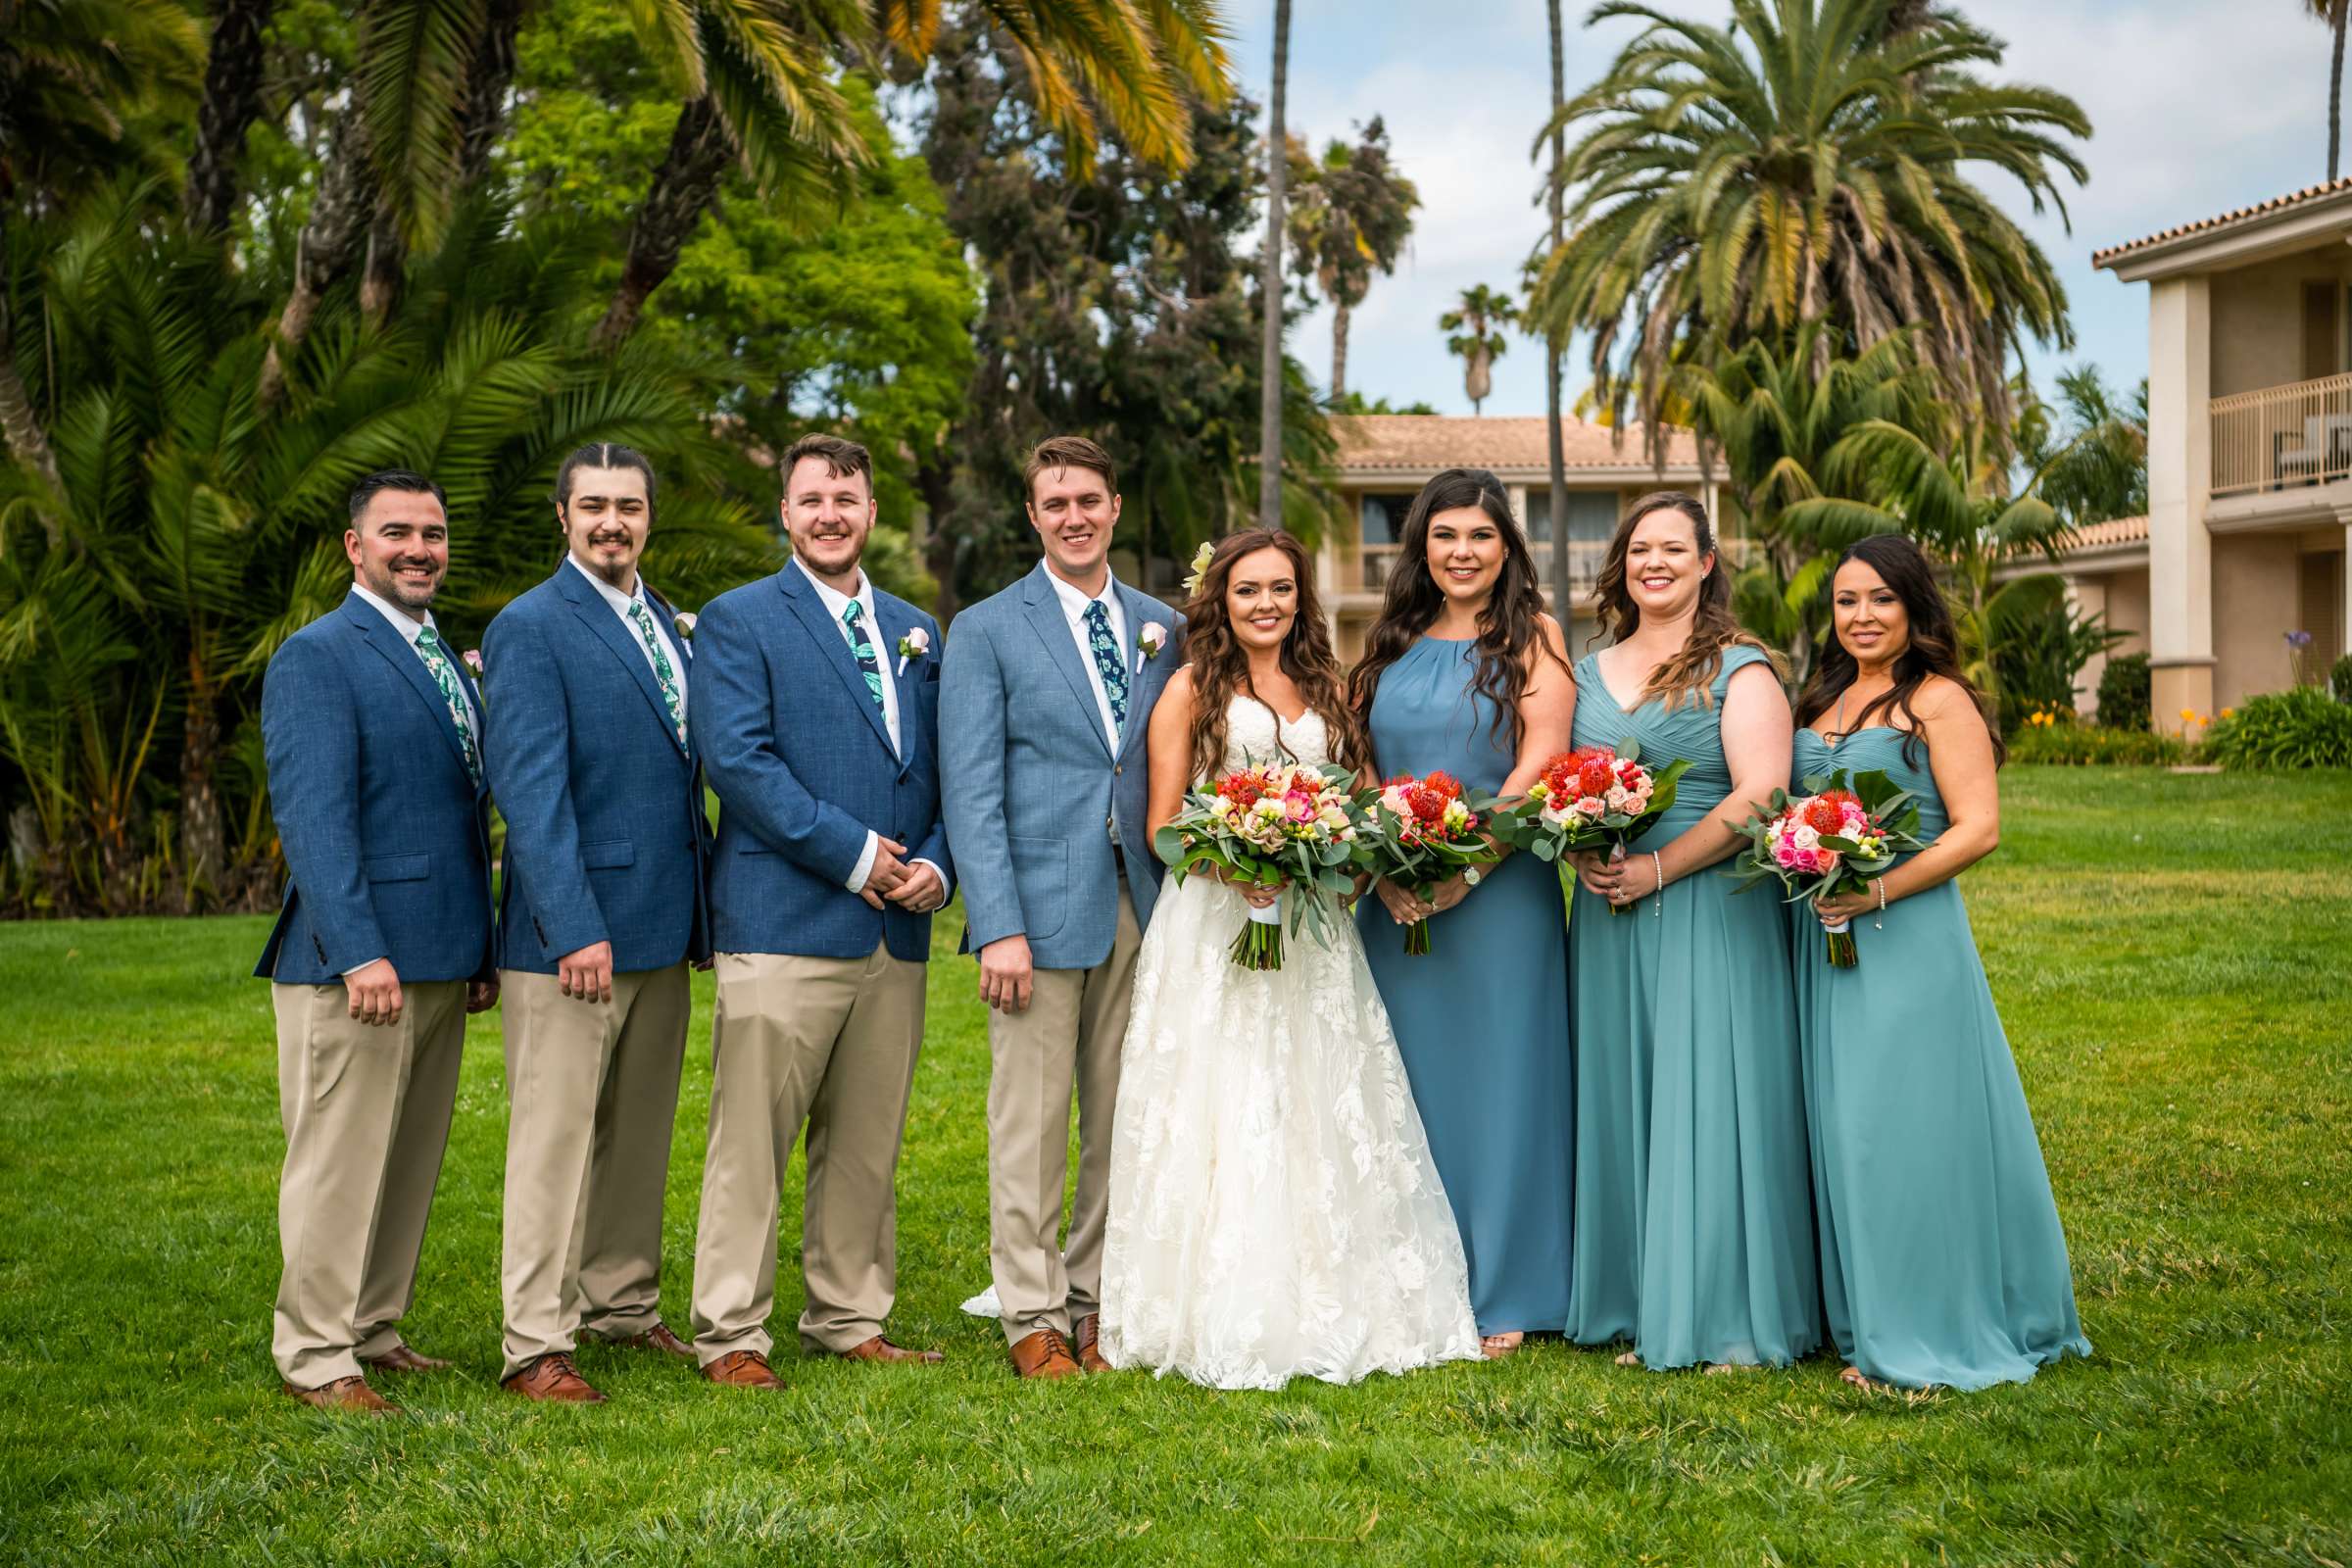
[1219,770,1264,809]
[1574,748,1617,799]
[1539,754,1579,797]
[1803,790,1861,835]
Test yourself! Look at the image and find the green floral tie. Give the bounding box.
[412,625,482,785]
[842,600,887,717]
[625,598,688,747]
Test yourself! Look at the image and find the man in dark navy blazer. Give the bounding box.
[481,444,712,1404]
[687,433,954,1389]
[256,468,498,1414]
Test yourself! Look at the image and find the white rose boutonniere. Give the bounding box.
[672,611,698,640]
[1136,621,1168,671]
[896,625,931,676]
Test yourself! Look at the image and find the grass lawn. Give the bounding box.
[1,765,2347,1564]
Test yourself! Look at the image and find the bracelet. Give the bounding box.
[1873,878,1886,929]
[1650,851,1665,918]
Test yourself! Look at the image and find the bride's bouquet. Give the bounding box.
[1728,768,1923,967]
[1356,772,1502,956]
[1152,759,1366,970]
[1493,741,1689,915]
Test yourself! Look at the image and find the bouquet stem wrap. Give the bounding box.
[1821,917,1856,968]
[1232,893,1286,969]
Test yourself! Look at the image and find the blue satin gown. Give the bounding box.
[1356,635,1574,1337]
[1790,724,2091,1390]
[1564,645,1822,1367]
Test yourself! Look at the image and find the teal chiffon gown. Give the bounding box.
[1790,725,2091,1390]
[1356,635,1574,1336]
[1564,645,1822,1367]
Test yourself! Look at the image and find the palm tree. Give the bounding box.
[184,0,279,236]
[2311,0,2350,180]
[1256,0,1292,525]
[1543,0,1570,608]
[2016,366,2147,530]
[1441,283,1517,416]
[1286,118,1418,400]
[1530,0,2090,458]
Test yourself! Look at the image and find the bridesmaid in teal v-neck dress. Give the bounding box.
[1564,492,1821,1370]
[1789,536,2089,1391]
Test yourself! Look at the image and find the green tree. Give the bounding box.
[1256,0,1293,525]
[1286,118,1419,400]
[1441,283,1517,416]
[1531,0,2089,457]
[2017,366,2147,531]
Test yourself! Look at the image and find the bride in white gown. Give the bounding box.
[1099,529,1479,1390]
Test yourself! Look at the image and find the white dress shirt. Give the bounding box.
[1045,564,1128,750]
[565,554,688,722]
[351,581,478,740]
[791,556,940,898]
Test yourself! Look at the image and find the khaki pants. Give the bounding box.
[987,884,1141,1345]
[271,979,466,1389]
[497,963,691,1380]
[690,944,926,1364]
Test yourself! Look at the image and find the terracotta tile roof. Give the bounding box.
[1333,415,1703,474]
[2091,178,2352,268]
[2061,514,2149,552]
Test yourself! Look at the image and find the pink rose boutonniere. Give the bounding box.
[462,649,484,678]
[1136,621,1168,672]
[896,625,930,676]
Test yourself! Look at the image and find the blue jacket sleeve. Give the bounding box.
[939,612,1023,950]
[263,636,387,975]
[481,611,608,958]
[690,594,872,884]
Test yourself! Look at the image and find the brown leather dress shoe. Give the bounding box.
[837,1335,944,1365]
[1008,1329,1082,1380]
[609,1322,695,1359]
[363,1345,450,1375]
[283,1375,398,1414]
[502,1352,607,1403]
[702,1349,785,1390]
[1071,1314,1112,1373]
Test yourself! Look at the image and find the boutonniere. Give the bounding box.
[672,611,698,640]
[896,625,930,676]
[1136,621,1168,671]
[462,649,484,679]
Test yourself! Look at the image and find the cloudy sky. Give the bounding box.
[1219,0,2342,416]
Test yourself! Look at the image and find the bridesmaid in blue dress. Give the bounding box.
[1566,491,1821,1371]
[1790,534,2090,1391]
[1347,467,1576,1359]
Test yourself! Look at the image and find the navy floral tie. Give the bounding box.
[1083,600,1129,743]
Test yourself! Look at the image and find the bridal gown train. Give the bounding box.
[1099,697,1481,1390]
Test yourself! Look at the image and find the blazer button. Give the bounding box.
[1114,765,1123,776]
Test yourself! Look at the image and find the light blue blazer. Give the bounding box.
[480,564,712,976]
[692,564,953,962]
[254,591,495,985]
[939,561,1186,971]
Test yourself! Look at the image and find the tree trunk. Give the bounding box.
[184,0,278,237]
[1255,0,1292,525]
[260,108,376,406]
[456,0,524,188]
[2332,0,2348,182]
[918,457,961,626]
[0,331,65,548]
[594,95,736,352]
[359,194,404,323]
[178,668,225,909]
[1545,0,1571,618]
[1466,346,1492,415]
[1330,302,1349,401]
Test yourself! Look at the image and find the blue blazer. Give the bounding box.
[939,562,1186,971]
[692,564,953,962]
[481,563,713,975]
[255,591,495,985]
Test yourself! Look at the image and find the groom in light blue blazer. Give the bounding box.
[940,435,1185,1378]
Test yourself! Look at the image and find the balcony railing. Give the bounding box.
[2211,371,2352,498]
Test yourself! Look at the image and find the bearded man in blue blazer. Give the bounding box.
[257,468,498,1414]
[687,433,954,1390]
[480,444,713,1404]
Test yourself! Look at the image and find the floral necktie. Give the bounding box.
[1083,599,1129,744]
[842,600,887,717]
[412,625,482,785]
[624,598,688,747]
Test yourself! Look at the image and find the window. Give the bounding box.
[1360,492,1414,546]
[1525,489,1622,546]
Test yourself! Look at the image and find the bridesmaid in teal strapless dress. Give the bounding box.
[1790,535,2090,1391]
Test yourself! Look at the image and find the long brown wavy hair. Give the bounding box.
[1346,467,1564,752]
[1180,528,1367,780]
[1592,490,1775,710]
[1794,532,2005,767]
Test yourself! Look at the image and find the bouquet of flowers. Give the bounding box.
[1727,768,1924,966]
[1152,758,1366,970]
[1356,772,1503,956]
[1493,740,1689,915]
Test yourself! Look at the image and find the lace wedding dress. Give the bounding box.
[1098,696,1481,1390]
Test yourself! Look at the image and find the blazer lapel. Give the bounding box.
[1022,563,1114,762]
[560,565,689,757]
[873,595,922,776]
[1114,580,1169,764]
[779,565,896,758]
[342,594,477,783]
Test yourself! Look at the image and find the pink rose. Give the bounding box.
[1578,795,1606,817]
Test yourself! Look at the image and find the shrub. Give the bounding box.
[2332,653,2352,706]
[2009,715,2183,766]
[2199,688,2352,770]
[2096,652,2152,730]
